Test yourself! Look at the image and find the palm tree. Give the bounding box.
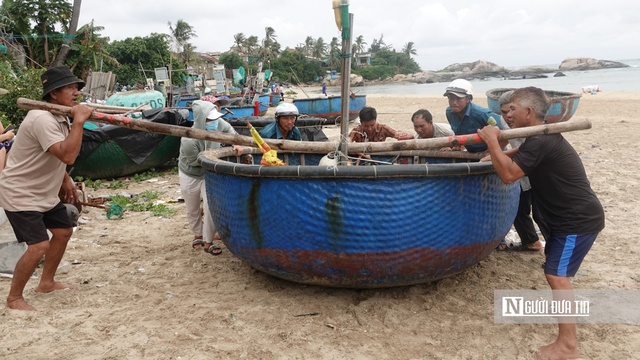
[304,36,315,57]
[264,26,277,41]
[245,35,259,56]
[402,41,417,57]
[262,27,279,62]
[233,32,245,52]
[329,36,340,69]
[352,35,367,65]
[353,35,366,54]
[167,19,197,65]
[313,37,327,60]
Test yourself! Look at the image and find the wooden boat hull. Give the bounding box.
[200,151,519,288]
[293,95,366,124]
[486,88,581,123]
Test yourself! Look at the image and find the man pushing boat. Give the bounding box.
[0,66,93,311]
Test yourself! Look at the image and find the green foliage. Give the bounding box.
[132,169,159,182]
[73,177,104,191]
[353,66,396,81]
[357,48,421,77]
[270,51,323,83]
[218,52,244,70]
[108,191,175,218]
[1,0,72,67]
[102,33,173,86]
[0,60,44,128]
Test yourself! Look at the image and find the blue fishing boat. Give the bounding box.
[221,104,267,119]
[258,93,270,109]
[105,90,166,119]
[486,88,581,123]
[199,149,519,288]
[293,94,366,124]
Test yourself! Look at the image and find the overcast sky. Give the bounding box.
[77,0,639,71]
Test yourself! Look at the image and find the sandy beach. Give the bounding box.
[1,91,639,359]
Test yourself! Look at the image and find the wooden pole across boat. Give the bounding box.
[16,97,592,154]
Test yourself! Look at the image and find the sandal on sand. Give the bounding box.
[498,242,540,252]
[192,238,206,249]
[204,243,222,256]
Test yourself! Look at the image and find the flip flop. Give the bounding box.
[204,243,222,256]
[192,238,206,249]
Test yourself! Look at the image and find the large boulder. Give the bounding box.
[350,74,364,87]
[440,60,507,75]
[559,58,629,71]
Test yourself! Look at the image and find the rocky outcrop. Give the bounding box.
[350,74,364,87]
[441,60,507,77]
[353,57,629,87]
[559,57,629,71]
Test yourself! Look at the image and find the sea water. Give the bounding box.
[341,58,640,96]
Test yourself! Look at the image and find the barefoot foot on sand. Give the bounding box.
[35,282,73,293]
[535,342,580,360]
[6,297,36,311]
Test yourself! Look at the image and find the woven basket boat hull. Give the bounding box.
[486,88,581,124]
[201,152,519,288]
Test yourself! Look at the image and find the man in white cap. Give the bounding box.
[0,66,94,311]
[259,102,302,140]
[443,79,506,153]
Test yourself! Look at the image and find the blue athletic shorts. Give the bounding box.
[4,202,72,245]
[544,232,599,277]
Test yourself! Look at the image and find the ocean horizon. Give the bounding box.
[321,58,640,96]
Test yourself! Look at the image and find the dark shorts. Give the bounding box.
[4,202,72,245]
[544,232,599,277]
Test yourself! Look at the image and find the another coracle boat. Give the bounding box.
[293,94,366,124]
[486,88,581,123]
[70,108,188,179]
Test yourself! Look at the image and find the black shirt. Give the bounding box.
[513,133,604,235]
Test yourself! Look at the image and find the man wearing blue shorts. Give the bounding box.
[477,87,604,360]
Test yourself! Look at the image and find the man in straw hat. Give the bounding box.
[0,66,94,311]
[478,87,604,360]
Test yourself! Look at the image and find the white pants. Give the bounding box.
[178,170,215,242]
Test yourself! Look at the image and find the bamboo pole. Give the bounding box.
[16,97,592,153]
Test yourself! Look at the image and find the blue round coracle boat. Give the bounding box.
[199,148,519,288]
[486,88,581,124]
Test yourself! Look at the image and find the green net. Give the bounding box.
[106,203,124,219]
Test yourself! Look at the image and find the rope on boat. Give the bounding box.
[321,132,395,168]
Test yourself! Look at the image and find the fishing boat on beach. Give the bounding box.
[70,108,188,179]
[293,94,366,124]
[486,88,582,123]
